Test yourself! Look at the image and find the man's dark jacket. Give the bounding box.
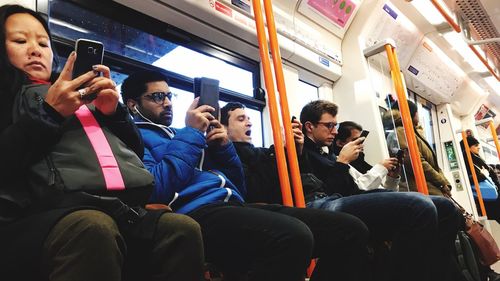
[301,136,364,197]
[233,141,324,204]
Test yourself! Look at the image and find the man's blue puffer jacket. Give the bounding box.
[136,120,246,214]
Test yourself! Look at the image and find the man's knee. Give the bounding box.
[51,209,121,242]
[156,213,202,242]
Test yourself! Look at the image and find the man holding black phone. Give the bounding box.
[121,71,372,281]
[299,100,464,281]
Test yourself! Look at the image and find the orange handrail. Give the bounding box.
[252,0,293,207]
[385,44,429,195]
[468,45,500,82]
[430,0,499,82]
[262,0,305,208]
[430,0,461,33]
[461,131,487,216]
[488,121,500,160]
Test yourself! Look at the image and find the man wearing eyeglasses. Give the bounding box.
[120,71,374,281]
[299,100,464,281]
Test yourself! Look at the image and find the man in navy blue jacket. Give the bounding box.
[121,70,373,281]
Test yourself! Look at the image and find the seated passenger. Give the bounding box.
[460,136,500,222]
[383,100,452,196]
[0,5,204,281]
[299,100,463,281]
[221,102,372,281]
[121,71,371,281]
[332,121,400,191]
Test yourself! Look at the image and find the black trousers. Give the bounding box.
[188,202,371,281]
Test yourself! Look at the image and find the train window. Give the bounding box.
[46,0,264,144]
[296,80,319,109]
[47,0,254,97]
[418,102,436,152]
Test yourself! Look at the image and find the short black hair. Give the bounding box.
[121,70,169,102]
[221,102,245,126]
[391,100,418,119]
[334,121,363,143]
[300,100,338,133]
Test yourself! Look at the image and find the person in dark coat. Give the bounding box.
[122,73,372,281]
[0,5,204,281]
[221,101,374,281]
[299,100,463,281]
[460,135,500,222]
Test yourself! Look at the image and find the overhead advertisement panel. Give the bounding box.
[298,0,363,38]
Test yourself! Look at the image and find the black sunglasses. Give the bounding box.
[142,91,173,104]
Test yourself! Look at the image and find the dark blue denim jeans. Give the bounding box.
[307,190,438,281]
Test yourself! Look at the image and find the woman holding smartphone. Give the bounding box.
[0,5,204,281]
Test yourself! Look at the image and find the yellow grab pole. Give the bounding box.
[262,0,305,208]
[385,45,429,195]
[461,131,487,216]
[488,121,500,160]
[252,0,293,207]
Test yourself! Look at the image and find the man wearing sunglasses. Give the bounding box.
[299,100,463,281]
[120,71,373,281]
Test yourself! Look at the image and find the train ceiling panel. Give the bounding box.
[405,39,464,102]
[363,2,423,68]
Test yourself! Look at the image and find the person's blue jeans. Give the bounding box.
[307,190,438,281]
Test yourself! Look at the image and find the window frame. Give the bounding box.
[42,0,264,111]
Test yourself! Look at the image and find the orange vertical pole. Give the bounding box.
[385,45,429,195]
[262,0,305,208]
[461,131,487,216]
[488,121,500,160]
[429,0,499,81]
[252,0,293,207]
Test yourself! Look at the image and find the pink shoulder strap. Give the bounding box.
[75,105,125,190]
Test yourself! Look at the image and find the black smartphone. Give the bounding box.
[359,130,369,143]
[396,149,404,164]
[194,77,220,120]
[291,116,297,122]
[73,39,104,101]
[73,39,104,79]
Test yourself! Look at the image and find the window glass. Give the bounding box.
[419,103,436,151]
[48,0,263,144]
[296,80,319,110]
[48,0,254,96]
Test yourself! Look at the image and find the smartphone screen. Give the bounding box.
[396,149,404,164]
[194,77,220,120]
[73,39,104,79]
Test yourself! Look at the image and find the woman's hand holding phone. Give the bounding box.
[45,52,98,117]
[86,65,119,116]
